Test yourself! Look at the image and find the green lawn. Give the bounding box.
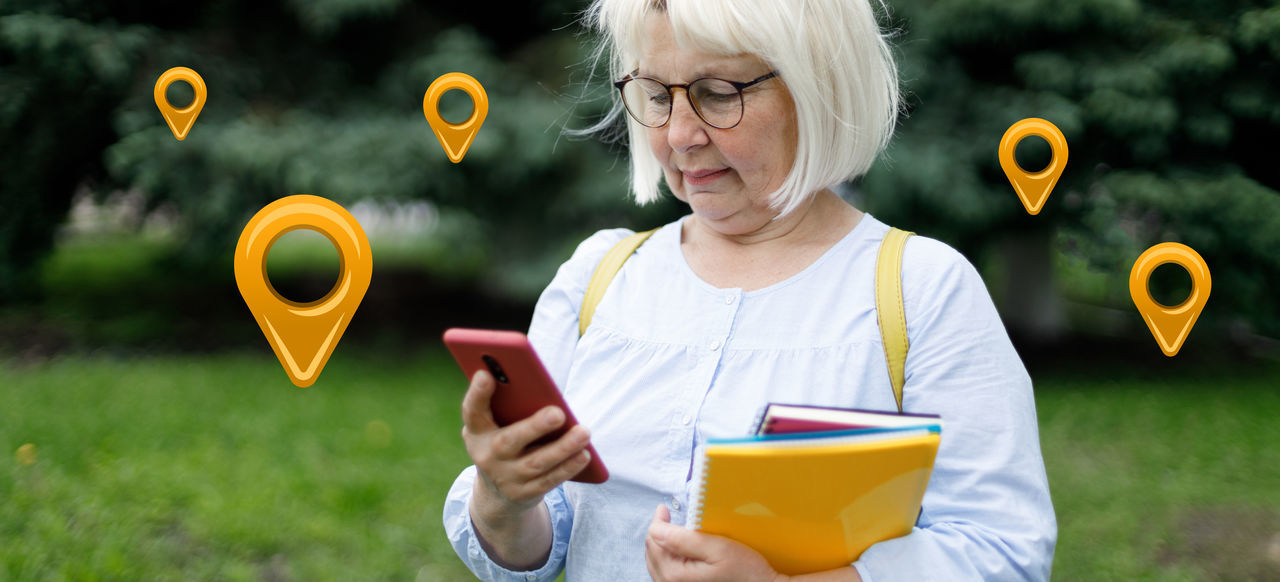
[3,352,1279,580]
[1,351,476,581]
[1038,367,1280,580]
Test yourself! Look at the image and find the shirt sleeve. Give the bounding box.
[853,236,1058,582]
[440,228,633,581]
[526,228,634,387]
[443,466,574,582]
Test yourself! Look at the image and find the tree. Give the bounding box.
[1,8,152,299]
[1,0,681,303]
[862,0,1280,340]
[6,0,1279,344]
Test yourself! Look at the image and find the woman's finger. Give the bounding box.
[644,535,668,581]
[488,405,565,459]
[517,424,591,477]
[460,370,499,434]
[649,506,716,563]
[520,448,592,498]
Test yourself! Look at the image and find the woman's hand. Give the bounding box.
[461,369,593,523]
[645,504,789,582]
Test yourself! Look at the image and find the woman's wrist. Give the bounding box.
[468,491,554,571]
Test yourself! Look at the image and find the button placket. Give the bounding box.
[706,290,739,354]
[674,289,741,493]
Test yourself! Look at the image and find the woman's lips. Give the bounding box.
[682,168,730,186]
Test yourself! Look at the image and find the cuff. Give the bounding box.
[444,466,571,582]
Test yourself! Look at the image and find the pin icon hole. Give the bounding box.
[482,355,509,384]
[438,88,476,125]
[1013,135,1052,174]
[164,80,197,109]
[265,228,342,304]
[1148,262,1194,309]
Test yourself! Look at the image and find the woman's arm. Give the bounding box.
[443,229,632,580]
[853,237,1056,581]
[443,464,575,581]
[442,370,592,581]
[461,370,594,564]
[469,496,554,571]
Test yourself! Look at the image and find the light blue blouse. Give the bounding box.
[444,214,1056,581]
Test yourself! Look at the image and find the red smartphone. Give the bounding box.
[443,328,608,484]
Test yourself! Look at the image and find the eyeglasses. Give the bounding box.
[613,71,779,130]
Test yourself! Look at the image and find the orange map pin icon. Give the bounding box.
[423,72,488,163]
[154,66,207,141]
[234,195,372,387]
[1129,242,1211,357]
[999,118,1068,215]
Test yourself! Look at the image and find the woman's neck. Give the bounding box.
[680,190,863,290]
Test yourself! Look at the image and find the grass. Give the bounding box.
[1,350,477,581]
[3,352,1280,581]
[1037,367,1280,580]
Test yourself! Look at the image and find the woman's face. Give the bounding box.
[637,14,798,235]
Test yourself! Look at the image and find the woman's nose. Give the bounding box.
[664,90,709,153]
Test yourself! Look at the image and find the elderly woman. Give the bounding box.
[443,0,1056,580]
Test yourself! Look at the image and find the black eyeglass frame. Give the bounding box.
[613,70,779,130]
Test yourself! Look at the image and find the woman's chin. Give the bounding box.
[686,194,739,222]
[689,200,778,237]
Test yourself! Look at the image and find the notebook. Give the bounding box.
[687,406,942,575]
[753,402,941,436]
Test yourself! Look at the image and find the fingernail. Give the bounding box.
[541,408,562,425]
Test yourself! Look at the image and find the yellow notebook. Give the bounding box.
[687,428,941,575]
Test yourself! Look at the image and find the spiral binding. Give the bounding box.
[687,448,711,529]
[749,403,772,436]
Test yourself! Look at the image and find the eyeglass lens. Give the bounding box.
[620,78,745,129]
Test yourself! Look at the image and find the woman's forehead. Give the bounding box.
[632,11,765,78]
[635,54,761,80]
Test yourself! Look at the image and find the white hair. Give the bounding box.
[581,0,901,217]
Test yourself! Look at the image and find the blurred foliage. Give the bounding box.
[1,0,682,302]
[3,0,1280,340]
[864,0,1280,336]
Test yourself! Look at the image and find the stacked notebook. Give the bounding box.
[687,404,942,575]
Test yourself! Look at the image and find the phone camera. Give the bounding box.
[482,355,509,383]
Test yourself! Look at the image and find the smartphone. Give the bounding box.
[443,328,608,484]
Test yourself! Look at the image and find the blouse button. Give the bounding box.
[682,414,692,425]
[709,339,721,351]
[724,295,735,305]
[672,498,682,510]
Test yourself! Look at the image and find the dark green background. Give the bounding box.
[3,1,1280,579]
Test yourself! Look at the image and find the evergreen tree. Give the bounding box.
[1,0,680,301]
[864,0,1280,340]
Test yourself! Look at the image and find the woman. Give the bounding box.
[444,0,1057,580]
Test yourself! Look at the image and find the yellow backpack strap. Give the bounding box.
[875,227,914,413]
[579,229,657,337]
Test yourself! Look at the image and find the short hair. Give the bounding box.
[582,0,901,217]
